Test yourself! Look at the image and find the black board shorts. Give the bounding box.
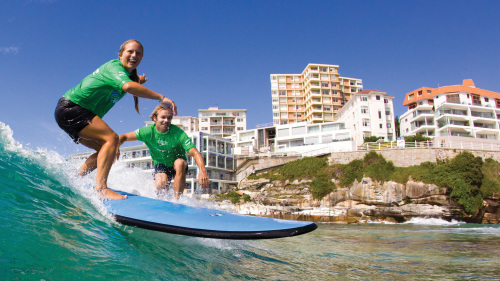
[54,97,96,144]
[154,163,188,179]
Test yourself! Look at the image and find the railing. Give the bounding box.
[361,140,434,150]
[360,139,500,151]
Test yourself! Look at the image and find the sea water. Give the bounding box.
[1,121,499,281]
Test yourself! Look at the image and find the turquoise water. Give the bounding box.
[1,121,500,280]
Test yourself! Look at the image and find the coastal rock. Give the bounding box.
[236,176,498,224]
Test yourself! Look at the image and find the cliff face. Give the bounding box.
[237,177,500,224]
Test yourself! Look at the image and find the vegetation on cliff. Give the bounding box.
[246,151,500,215]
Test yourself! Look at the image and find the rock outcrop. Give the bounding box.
[234,177,499,224]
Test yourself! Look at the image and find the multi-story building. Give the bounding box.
[336,89,396,147]
[171,116,199,133]
[68,131,237,196]
[233,121,354,156]
[198,107,247,138]
[270,63,363,125]
[400,79,500,140]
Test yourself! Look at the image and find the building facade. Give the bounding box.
[198,107,247,138]
[171,116,199,133]
[400,79,500,140]
[233,121,354,156]
[270,63,363,125]
[336,89,396,147]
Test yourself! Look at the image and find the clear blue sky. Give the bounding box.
[2,0,499,156]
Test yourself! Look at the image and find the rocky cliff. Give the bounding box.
[235,177,500,224]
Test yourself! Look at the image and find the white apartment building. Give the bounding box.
[171,116,199,133]
[198,107,247,138]
[336,89,396,147]
[233,121,354,156]
[400,79,500,140]
[270,63,363,125]
[68,131,237,195]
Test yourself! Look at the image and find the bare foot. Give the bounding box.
[98,188,127,200]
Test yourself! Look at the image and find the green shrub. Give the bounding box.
[363,136,382,143]
[363,151,395,182]
[310,175,336,200]
[337,159,363,187]
[404,135,431,142]
[242,194,251,202]
[226,191,241,204]
[481,158,500,197]
[279,157,328,180]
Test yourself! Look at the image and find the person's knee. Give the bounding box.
[173,159,187,174]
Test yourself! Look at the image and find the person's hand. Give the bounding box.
[160,97,178,115]
[139,74,147,84]
[198,171,209,189]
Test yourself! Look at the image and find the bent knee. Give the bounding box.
[173,159,187,171]
[103,132,119,145]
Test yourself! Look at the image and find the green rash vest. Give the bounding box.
[63,59,133,118]
[135,123,196,167]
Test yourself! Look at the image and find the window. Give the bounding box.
[378,111,382,118]
[279,91,286,96]
[376,95,381,100]
[472,94,481,105]
[418,90,422,96]
[361,96,368,102]
[446,94,460,103]
[308,126,320,133]
[361,107,368,114]
[384,98,389,104]
[379,124,383,129]
[362,119,370,126]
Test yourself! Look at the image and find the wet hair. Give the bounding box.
[119,39,144,115]
[150,105,173,121]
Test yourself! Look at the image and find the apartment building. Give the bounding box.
[270,63,363,125]
[233,121,353,156]
[400,79,500,140]
[336,89,396,147]
[198,107,247,138]
[172,116,199,133]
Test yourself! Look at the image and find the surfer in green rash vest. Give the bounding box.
[118,105,209,200]
[54,39,177,200]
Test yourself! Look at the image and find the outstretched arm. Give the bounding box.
[117,131,139,161]
[188,147,209,189]
[122,81,177,115]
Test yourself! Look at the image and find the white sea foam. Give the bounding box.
[403,217,463,226]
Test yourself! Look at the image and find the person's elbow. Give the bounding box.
[122,81,138,93]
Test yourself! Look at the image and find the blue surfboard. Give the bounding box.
[103,190,317,239]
